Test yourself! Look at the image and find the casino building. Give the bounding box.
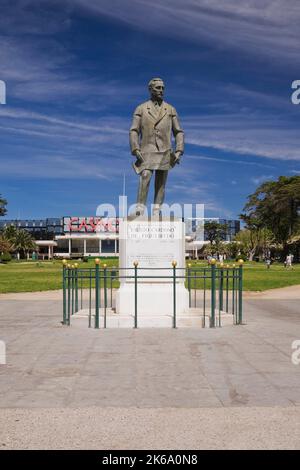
[0,216,240,259]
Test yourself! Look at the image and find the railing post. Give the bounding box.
[219,263,224,312]
[210,258,216,328]
[133,261,138,328]
[88,267,92,328]
[187,263,191,308]
[80,274,83,310]
[95,258,100,329]
[238,259,244,325]
[226,264,229,312]
[172,261,177,329]
[71,264,75,316]
[232,263,236,318]
[110,268,113,308]
[203,267,206,327]
[67,264,71,325]
[62,259,67,324]
[103,263,107,329]
[74,263,79,313]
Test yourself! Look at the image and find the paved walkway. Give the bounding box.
[0,287,300,449]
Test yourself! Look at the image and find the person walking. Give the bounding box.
[266,258,271,269]
[286,254,293,269]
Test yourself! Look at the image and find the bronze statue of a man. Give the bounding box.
[129,78,184,215]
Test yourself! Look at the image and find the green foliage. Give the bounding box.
[241,176,300,247]
[3,225,18,240]
[0,194,7,217]
[0,235,13,253]
[0,252,12,263]
[235,227,274,260]
[3,226,36,258]
[226,242,241,259]
[204,221,227,245]
[202,244,214,256]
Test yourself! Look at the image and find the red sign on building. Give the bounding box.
[63,217,119,233]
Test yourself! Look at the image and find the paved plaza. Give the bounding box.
[0,287,300,449]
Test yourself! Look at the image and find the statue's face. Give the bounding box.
[150,81,164,101]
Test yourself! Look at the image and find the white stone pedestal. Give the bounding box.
[116,217,189,318]
[116,283,189,316]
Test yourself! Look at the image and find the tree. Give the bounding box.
[13,230,36,258]
[3,226,36,259]
[226,241,241,259]
[287,232,300,262]
[203,244,214,257]
[0,235,13,254]
[3,225,17,240]
[260,228,276,259]
[0,194,7,217]
[235,228,275,261]
[204,221,227,245]
[235,229,258,261]
[241,176,300,253]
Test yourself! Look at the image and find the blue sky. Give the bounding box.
[0,0,300,220]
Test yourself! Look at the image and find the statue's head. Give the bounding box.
[148,77,164,102]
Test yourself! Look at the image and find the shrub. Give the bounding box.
[0,252,12,263]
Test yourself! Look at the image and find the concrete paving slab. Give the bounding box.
[1,407,300,449]
[0,291,300,448]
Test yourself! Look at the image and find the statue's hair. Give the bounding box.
[148,77,164,89]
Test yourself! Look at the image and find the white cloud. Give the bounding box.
[0,107,128,135]
[70,0,300,65]
[185,112,300,161]
[251,175,274,185]
[187,154,275,169]
[0,153,121,179]
[0,0,72,35]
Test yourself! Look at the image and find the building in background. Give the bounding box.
[55,217,119,257]
[0,216,119,259]
[185,218,241,258]
[0,218,63,259]
[0,218,63,240]
[185,218,240,242]
[0,216,240,259]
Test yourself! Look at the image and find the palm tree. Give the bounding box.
[0,235,13,254]
[3,226,36,259]
[12,229,36,259]
[3,225,18,240]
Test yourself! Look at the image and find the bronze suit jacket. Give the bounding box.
[129,100,184,171]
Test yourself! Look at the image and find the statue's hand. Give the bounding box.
[173,151,181,164]
[134,149,144,163]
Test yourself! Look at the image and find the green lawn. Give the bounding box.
[0,258,118,293]
[189,261,300,291]
[0,259,299,293]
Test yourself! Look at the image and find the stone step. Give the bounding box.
[70,308,235,328]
